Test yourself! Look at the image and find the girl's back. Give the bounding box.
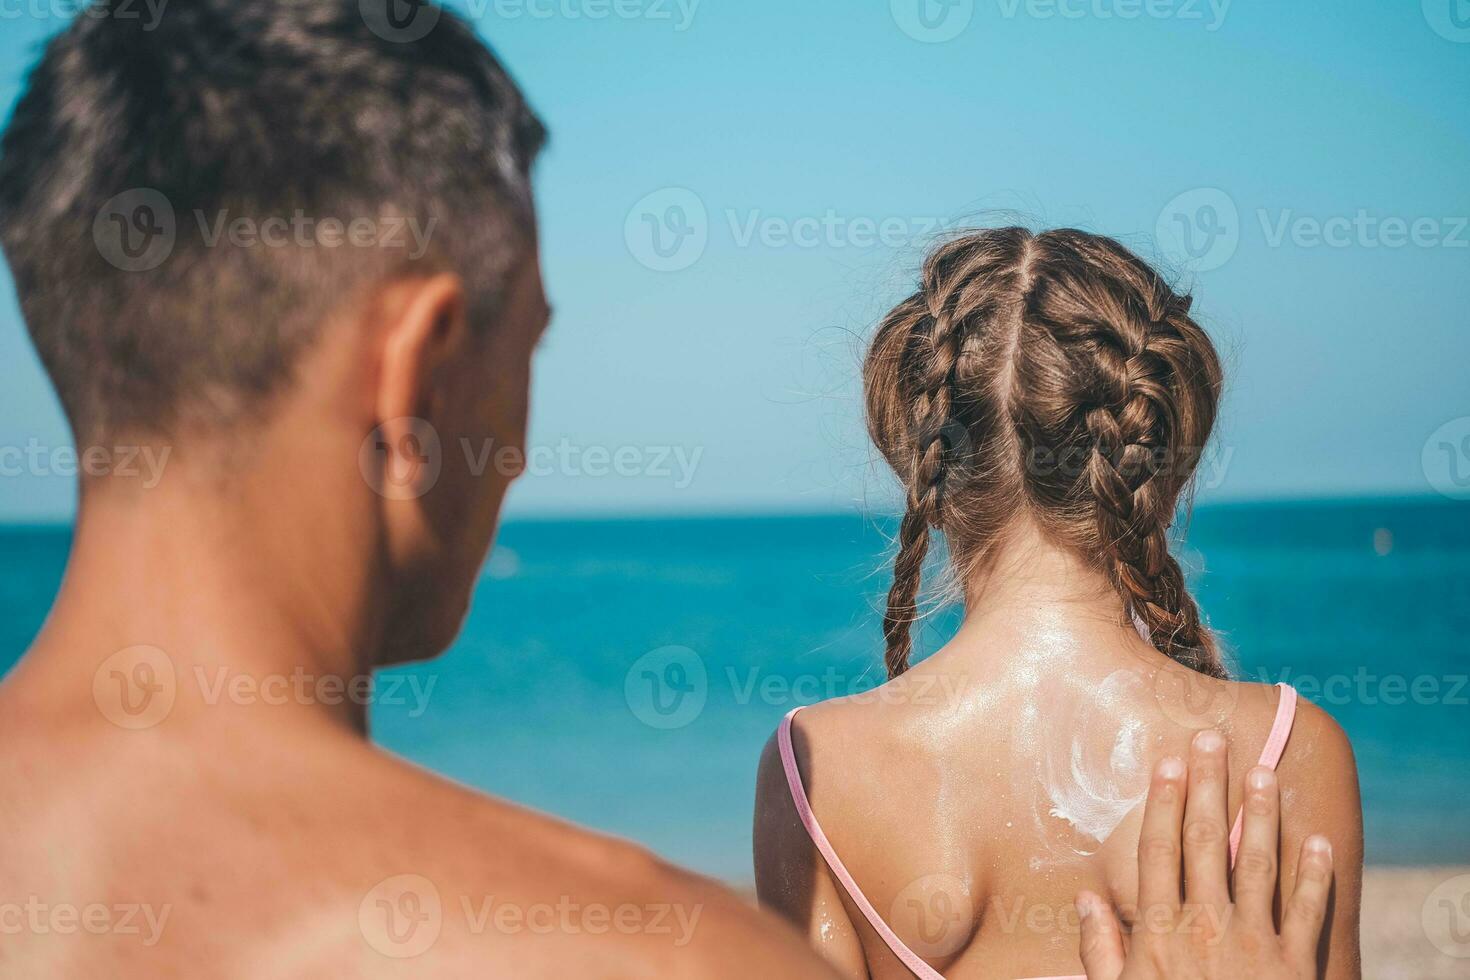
[753,228,1363,980]
[757,624,1361,979]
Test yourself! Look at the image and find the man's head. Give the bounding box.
[0,0,550,662]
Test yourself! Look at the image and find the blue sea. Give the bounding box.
[2,498,1467,878]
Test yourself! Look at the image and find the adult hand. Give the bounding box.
[1076,730,1333,980]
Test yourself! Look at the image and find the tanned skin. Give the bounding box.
[755,528,1361,980]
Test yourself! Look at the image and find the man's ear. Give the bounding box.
[376,272,468,428]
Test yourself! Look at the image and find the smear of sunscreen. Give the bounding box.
[1040,670,1151,854]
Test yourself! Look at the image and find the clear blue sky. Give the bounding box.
[0,0,1466,520]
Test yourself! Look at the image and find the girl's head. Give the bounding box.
[865,227,1225,679]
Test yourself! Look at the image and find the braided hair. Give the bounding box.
[864,228,1227,679]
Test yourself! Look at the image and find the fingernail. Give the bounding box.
[1193,729,1224,752]
[1307,835,1332,859]
[1077,896,1094,920]
[1247,767,1274,791]
[1158,756,1185,779]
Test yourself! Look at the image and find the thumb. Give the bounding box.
[1077,891,1126,980]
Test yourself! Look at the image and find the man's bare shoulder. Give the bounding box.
[0,719,827,979]
[275,743,832,978]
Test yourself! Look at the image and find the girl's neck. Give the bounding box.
[933,524,1158,676]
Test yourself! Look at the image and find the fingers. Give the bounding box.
[1182,729,1231,906]
[1231,766,1281,921]
[1281,835,1334,972]
[1136,755,1187,914]
[1076,891,1126,980]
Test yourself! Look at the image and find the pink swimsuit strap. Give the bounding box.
[778,682,1299,980]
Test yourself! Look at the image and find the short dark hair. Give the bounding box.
[0,0,545,441]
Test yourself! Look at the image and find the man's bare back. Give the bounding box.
[0,638,821,978]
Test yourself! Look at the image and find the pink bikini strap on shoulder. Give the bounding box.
[1256,682,1299,770]
[777,707,946,980]
[1228,683,1299,859]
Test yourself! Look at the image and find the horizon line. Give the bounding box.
[0,490,1462,531]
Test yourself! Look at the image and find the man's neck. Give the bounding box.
[13,468,386,737]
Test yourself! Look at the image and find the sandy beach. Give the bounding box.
[1362,867,1470,979]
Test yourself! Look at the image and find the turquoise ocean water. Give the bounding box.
[2,498,1467,878]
